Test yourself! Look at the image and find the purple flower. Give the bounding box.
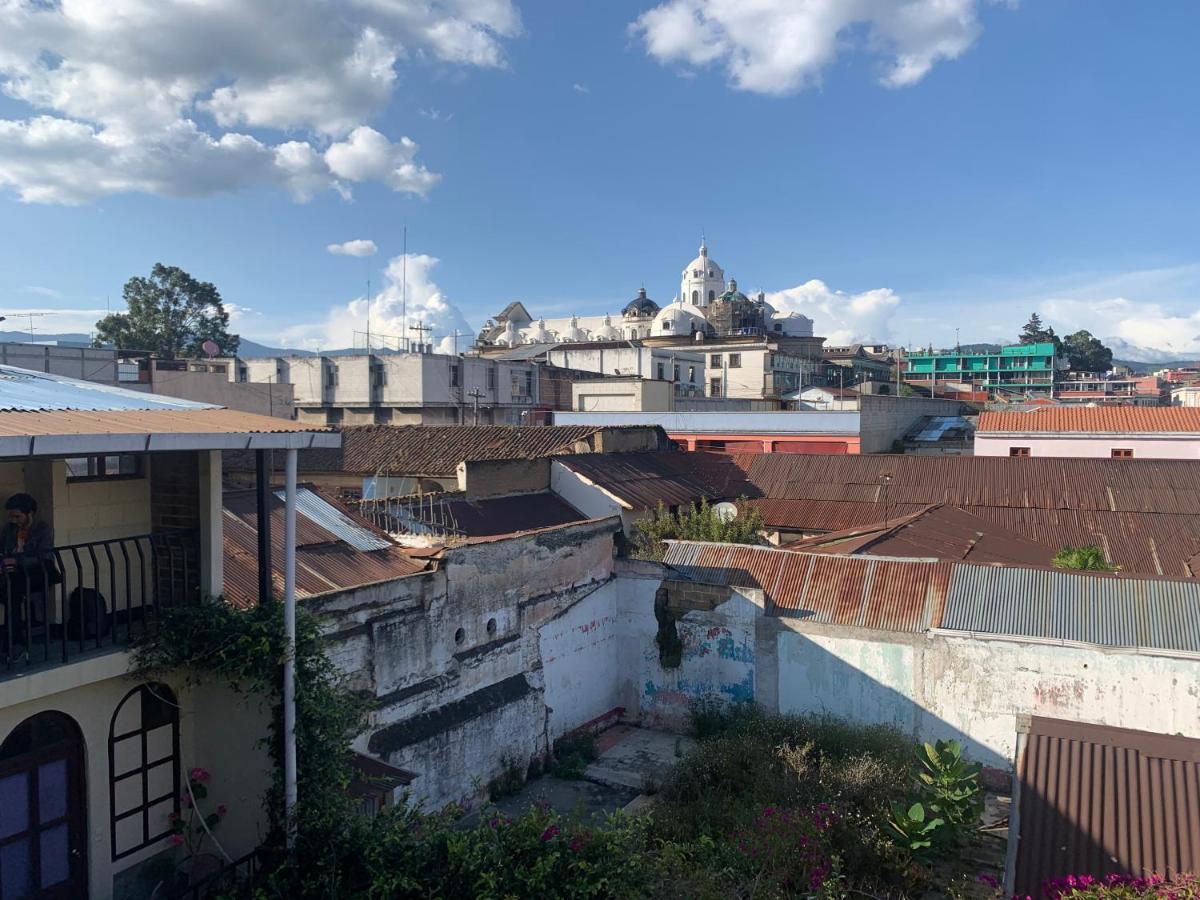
[977,873,1000,889]
[540,825,560,842]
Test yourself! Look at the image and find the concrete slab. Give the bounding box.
[585,725,696,792]
[462,776,638,827]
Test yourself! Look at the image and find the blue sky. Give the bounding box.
[0,1,1197,359]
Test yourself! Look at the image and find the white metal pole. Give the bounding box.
[283,448,298,848]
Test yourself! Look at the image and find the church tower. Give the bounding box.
[680,238,725,308]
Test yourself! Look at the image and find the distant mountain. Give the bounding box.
[0,330,94,346]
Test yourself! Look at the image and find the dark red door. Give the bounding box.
[0,712,88,900]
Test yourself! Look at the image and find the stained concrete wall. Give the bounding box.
[857,394,962,453]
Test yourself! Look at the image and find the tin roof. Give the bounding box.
[339,425,624,476]
[222,485,426,607]
[978,406,1200,434]
[382,491,588,538]
[782,505,1058,568]
[662,540,1200,651]
[662,541,950,633]
[0,364,212,412]
[940,564,1200,652]
[1013,717,1200,894]
[554,451,754,510]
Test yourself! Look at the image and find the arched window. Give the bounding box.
[708,290,716,302]
[109,683,179,860]
[0,711,88,898]
[691,290,698,303]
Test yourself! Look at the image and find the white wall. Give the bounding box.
[975,433,1200,459]
[538,582,622,739]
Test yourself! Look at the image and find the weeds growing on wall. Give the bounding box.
[632,498,766,561]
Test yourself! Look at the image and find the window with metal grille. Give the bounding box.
[450,364,460,388]
[1009,446,1031,457]
[1111,448,1134,458]
[728,354,741,368]
[109,684,180,860]
[65,454,143,482]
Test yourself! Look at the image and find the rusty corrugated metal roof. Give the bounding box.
[555,451,754,510]
[386,491,588,538]
[980,406,1200,434]
[662,541,949,633]
[222,485,426,608]
[1013,716,1200,895]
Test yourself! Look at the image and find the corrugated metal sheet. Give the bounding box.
[941,565,1200,652]
[276,487,392,551]
[0,407,334,437]
[0,364,213,411]
[557,451,753,511]
[1013,716,1200,895]
[222,486,426,608]
[980,406,1200,434]
[661,541,948,633]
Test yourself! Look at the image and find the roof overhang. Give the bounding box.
[0,430,340,458]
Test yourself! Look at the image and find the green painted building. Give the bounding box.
[903,342,1058,392]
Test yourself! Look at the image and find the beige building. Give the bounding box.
[120,356,296,419]
[0,366,335,899]
[241,351,540,427]
[572,377,674,412]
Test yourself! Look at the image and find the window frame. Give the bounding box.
[728,353,741,369]
[1111,448,1134,458]
[1009,446,1031,457]
[64,454,144,483]
[108,683,181,862]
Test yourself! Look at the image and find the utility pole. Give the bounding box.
[409,321,431,352]
[468,388,484,425]
[401,226,408,352]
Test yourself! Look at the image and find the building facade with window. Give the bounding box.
[0,365,336,899]
[242,352,541,426]
[905,342,1061,395]
[975,407,1200,459]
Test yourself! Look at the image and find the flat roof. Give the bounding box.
[552,411,860,435]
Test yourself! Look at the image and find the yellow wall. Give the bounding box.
[0,659,272,900]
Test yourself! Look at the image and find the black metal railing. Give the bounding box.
[164,848,268,900]
[0,530,200,675]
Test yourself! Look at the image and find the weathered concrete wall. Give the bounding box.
[458,457,550,499]
[858,394,962,453]
[538,581,621,740]
[317,518,621,810]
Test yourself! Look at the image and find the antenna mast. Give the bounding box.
[365,264,372,353]
[401,226,408,353]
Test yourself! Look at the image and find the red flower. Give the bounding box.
[540,825,560,842]
[189,767,210,783]
[170,834,184,847]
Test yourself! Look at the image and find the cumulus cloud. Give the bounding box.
[630,0,989,95]
[1038,297,1200,363]
[768,279,900,345]
[281,253,474,353]
[327,239,379,258]
[0,0,519,203]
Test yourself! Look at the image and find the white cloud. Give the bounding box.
[630,0,989,95]
[280,253,474,353]
[767,279,900,345]
[19,286,63,300]
[572,83,589,94]
[327,239,379,258]
[324,126,440,194]
[1038,297,1200,363]
[0,0,519,203]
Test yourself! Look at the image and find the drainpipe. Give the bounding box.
[283,448,298,848]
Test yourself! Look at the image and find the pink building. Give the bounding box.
[975,407,1200,459]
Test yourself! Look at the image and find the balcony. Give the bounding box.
[1,530,200,679]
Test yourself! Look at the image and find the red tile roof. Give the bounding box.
[977,406,1200,434]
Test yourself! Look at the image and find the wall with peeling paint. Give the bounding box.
[539,582,622,740]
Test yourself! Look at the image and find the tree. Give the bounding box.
[1061,330,1113,373]
[1017,312,1061,351]
[632,498,766,561]
[95,264,240,358]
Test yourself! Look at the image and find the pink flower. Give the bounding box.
[569,836,584,853]
[216,804,227,817]
[540,825,560,842]
[189,767,210,783]
[170,834,184,847]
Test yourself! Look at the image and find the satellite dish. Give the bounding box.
[201,339,220,358]
[713,502,738,523]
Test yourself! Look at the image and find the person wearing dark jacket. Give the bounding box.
[1,494,56,650]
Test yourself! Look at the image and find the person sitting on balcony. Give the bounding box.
[1,494,57,648]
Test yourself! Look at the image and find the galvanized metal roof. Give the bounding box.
[940,564,1200,652]
[0,364,213,411]
[274,487,392,552]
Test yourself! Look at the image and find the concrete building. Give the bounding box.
[572,377,675,412]
[798,386,860,410]
[554,395,961,455]
[119,355,296,418]
[1173,385,1200,407]
[1053,374,1165,405]
[819,344,893,386]
[974,407,1200,459]
[241,351,541,426]
[0,366,335,899]
[905,342,1061,395]
[542,344,707,396]
[0,341,117,382]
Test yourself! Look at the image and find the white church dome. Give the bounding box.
[593,314,620,341]
[496,319,523,347]
[651,301,708,337]
[772,312,814,337]
[561,316,589,342]
[525,318,552,344]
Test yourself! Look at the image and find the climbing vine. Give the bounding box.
[131,600,371,851]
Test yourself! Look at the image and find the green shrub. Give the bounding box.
[550,733,596,780]
[1053,545,1116,571]
[632,498,766,561]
